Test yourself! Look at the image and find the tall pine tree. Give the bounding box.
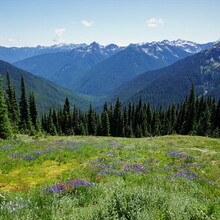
[19,76,32,132]
[5,72,19,131]
[29,91,40,131]
[0,75,12,139]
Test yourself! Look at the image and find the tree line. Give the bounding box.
[0,73,220,139]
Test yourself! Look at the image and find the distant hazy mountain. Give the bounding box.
[109,42,220,107]
[14,42,122,89]
[75,40,214,96]
[0,60,91,113]
[0,43,87,63]
[14,39,214,96]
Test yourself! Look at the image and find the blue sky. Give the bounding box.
[0,0,219,47]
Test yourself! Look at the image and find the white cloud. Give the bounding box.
[146,18,164,27]
[81,20,94,27]
[8,38,16,42]
[53,28,66,44]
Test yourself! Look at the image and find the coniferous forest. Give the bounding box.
[0,72,220,139]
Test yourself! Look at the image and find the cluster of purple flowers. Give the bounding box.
[23,155,36,161]
[171,170,198,180]
[124,163,148,174]
[10,153,36,161]
[33,150,42,156]
[170,169,216,185]
[165,163,201,172]
[45,179,93,193]
[92,160,148,177]
[166,151,195,160]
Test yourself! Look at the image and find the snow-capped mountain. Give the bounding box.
[128,39,214,63]
[13,39,216,96]
[109,42,220,107]
[13,42,122,89]
[68,42,122,58]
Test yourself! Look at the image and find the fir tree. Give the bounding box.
[5,72,19,131]
[19,76,32,132]
[87,104,96,135]
[152,110,161,136]
[183,84,196,134]
[47,109,57,135]
[62,97,73,135]
[29,91,40,131]
[0,75,12,139]
[214,99,220,129]
[101,110,110,136]
[113,98,123,136]
[197,102,211,136]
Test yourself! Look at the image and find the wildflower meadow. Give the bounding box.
[0,135,219,219]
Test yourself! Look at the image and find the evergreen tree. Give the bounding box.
[19,76,32,132]
[146,103,152,135]
[62,97,73,135]
[29,91,40,131]
[0,75,12,139]
[47,109,57,135]
[152,110,161,136]
[101,110,110,136]
[214,99,220,130]
[52,109,60,133]
[96,115,102,136]
[5,72,19,131]
[197,102,211,136]
[183,84,196,134]
[113,98,123,136]
[87,104,97,135]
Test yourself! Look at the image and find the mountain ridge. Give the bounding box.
[14,40,215,97]
[0,60,92,113]
[109,42,220,107]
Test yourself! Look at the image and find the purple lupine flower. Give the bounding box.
[45,179,93,193]
[166,151,184,157]
[124,163,148,174]
[23,155,36,161]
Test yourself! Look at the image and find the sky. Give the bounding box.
[0,0,220,47]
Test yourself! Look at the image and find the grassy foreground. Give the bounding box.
[0,135,219,219]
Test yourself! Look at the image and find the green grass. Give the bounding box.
[0,135,219,219]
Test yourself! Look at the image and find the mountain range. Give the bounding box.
[109,42,220,107]
[0,43,87,63]
[0,39,219,112]
[14,40,214,96]
[14,42,122,91]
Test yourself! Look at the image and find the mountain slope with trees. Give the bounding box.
[109,43,220,107]
[0,60,91,113]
